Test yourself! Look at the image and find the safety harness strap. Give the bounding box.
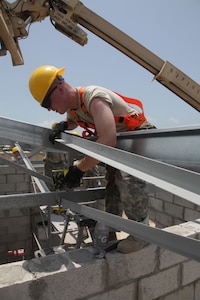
[71,87,146,137]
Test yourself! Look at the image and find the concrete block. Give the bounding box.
[0,249,107,300]
[0,183,15,193]
[180,220,200,235]
[159,247,187,270]
[149,197,163,212]
[195,279,200,300]
[0,208,30,218]
[173,218,185,225]
[7,174,24,183]
[107,245,157,287]
[0,261,33,288]
[0,175,6,183]
[164,202,184,219]
[8,228,31,242]
[156,190,173,203]
[182,260,200,285]
[9,240,29,252]
[174,195,195,209]
[0,221,8,234]
[161,284,194,300]
[87,282,137,300]
[147,190,156,197]
[163,223,197,238]
[155,212,173,227]
[0,209,12,218]
[24,174,31,182]
[28,250,106,299]
[16,182,30,192]
[139,266,179,300]
[0,166,16,175]
[184,208,200,222]
[2,233,20,243]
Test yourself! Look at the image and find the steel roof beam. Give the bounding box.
[0,117,200,171]
[0,117,200,204]
[61,198,200,262]
[60,132,200,205]
[0,188,105,209]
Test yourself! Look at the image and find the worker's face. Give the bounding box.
[14,151,20,159]
[48,83,67,114]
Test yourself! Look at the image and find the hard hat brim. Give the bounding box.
[57,68,65,76]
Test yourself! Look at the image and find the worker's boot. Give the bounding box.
[117,235,148,254]
[117,217,149,254]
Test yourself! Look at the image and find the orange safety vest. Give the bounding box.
[71,87,147,137]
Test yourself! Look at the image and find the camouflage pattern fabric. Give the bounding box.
[44,159,68,191]
[105,166,148,221]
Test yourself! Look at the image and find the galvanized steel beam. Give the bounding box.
[61,198,200,262]
[60,133,200,205]
[15,142,49,193]
[117,125,200,172]
[0,116,81,158]
[0,117,199,171]
[0,117,200,204]
[1,117,200,261]
[0,188,105,209]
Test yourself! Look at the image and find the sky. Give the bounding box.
[1,0,200,134]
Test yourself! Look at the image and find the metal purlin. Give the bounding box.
[61,198,200,262]
[15,142,52,246]
[1,191,200,261]
[59,133,200,205]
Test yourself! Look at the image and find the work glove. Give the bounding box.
[52,166,84,189]
[49,121,68,144]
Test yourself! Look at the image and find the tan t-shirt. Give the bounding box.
[67,86,154,132]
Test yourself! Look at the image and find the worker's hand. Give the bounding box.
[49,121,68,144]
[52,166,84,189]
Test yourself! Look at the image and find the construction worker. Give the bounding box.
[43,122,69,190]
[11,146,21,162]
[43,151,69,191]
[29,65,156,254]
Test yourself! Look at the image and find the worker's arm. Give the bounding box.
[76,98,116,172]
[52,98,116,189]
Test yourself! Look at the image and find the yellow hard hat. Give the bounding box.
[12,146,18,153]
[29,65,65,105]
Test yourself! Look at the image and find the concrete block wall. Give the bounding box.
[0,219,200,300]
[0,164,200,263]
[0,164,44,263]
[1,164,200,299]
[148,186,200,228]
[0,165,32,195]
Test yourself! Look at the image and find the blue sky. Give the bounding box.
[1,0,200,133]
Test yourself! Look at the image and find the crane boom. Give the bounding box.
[74,4,200,111]
[0,0,200,111]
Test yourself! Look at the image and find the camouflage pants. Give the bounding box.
[105,165,148,221]
[44,160,68,191]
